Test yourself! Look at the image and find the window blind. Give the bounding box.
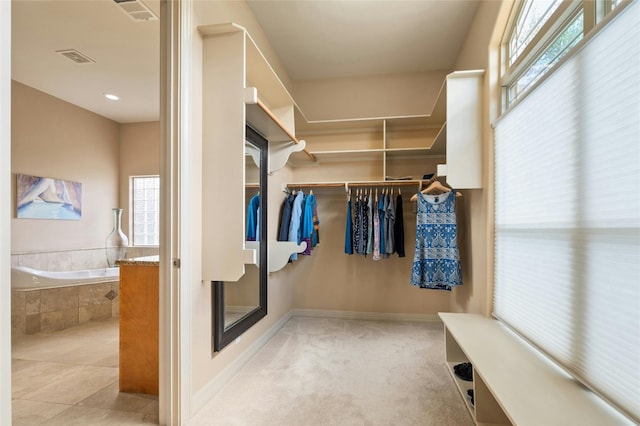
[494,2,640,422]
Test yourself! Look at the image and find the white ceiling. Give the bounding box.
[12,0,160,124]
[246,1,480,81]
[11,0,479,124]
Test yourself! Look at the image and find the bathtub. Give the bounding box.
[11,265,120,290]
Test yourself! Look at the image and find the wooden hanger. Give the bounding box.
[410,179,462,201]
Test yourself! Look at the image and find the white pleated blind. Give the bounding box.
[494,2,640,422]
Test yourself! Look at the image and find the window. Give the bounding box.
[507,11,583,102]
[494,1,639,422]
[131,176,160,246]
[508,0,563,66]
[502,0,625,108]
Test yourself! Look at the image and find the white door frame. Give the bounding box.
[1,1,193,423]
[0,0,12,423]
[160,0,192,424]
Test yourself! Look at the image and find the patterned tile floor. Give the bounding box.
[11,318,158,425]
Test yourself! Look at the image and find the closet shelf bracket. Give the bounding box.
[244,87,315,174]
[268,241,307,273]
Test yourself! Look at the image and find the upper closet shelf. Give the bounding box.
[199,23,316,174]
[310,149,385,163]
[244,87,315,172]
[306,147,445,164]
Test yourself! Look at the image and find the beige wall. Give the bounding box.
[293,71,448,121]
[290,190,453,315]
[193,0,292,92]
[119,121,160,236]
[11,81,120,253]
[189,1,299,407]
[449,0,501,316]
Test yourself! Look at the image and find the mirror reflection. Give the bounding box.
[213,125,267,352]
[223,264,260,329]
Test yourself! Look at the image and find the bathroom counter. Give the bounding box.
[116,255,159,266]
[117,258,158,395]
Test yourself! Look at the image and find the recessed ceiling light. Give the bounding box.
[104,93,120,101]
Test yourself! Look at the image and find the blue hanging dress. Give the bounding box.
[410,191,462,290]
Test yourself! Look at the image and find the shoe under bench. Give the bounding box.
[439,313,628,426]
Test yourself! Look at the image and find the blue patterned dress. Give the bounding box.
[410,191,462,290]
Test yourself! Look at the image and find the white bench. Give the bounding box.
[439,313,630,426]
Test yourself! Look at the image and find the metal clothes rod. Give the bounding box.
[346,180,423,187]
[284,180,431,193]
[284,182,347,189]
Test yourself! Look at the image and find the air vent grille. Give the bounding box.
[113,0,158,22]
[56,49,95,64]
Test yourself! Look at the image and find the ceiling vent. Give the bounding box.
[113,0,158,22]
[56,49,95,64]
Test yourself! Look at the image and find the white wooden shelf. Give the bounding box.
[440,70,484,189]
[439,313,630,426]
[245,87,315,172]
[268,241,307,273]
[244,240,306,273]
[310,149,385,163]
[385,147,444,160]
[199,23,315,280]
[291,70,483,188]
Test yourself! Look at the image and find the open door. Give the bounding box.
[0,1,12,424]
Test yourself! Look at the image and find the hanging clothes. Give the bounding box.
[394,193,405,257]
[246,194,260,241]
[373,192,381,260]
[354,192,368,256]
[301,193,316,255]
[378,193,386,256]
[410,191,462,291]
[359,192,368,256]
[345,194,354,255]
[366,191,373,255]
[312,196,320,247]
[288,191,305,260]
[385,193,395,256]
[353,194,361,254]
[278,193,294,242]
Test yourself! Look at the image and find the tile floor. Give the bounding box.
[11,318,158,425]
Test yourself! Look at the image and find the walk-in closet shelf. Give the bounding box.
[288,70,484,190]
[439,313,625,426]
[290,110,446,183]
[200,23,308,280]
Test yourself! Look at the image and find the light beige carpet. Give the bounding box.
[189,316,474,426]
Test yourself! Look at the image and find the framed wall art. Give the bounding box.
[16,174,82,220]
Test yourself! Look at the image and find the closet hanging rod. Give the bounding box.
[255,99,316,161]
[345,180,424,192]
[284,182,347,190]
[284,180,428,193]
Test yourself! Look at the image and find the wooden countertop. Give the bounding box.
[116,255,159,266]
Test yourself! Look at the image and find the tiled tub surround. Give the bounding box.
[11,247,158,272]
[10,247,158,337]
[12,281,120,336]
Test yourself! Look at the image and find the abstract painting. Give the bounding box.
[16,174,82,220]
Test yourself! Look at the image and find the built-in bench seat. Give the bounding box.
[438,313,630,426]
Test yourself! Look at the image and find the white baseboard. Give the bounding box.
[190,310,293,416]
[292,308,440,323]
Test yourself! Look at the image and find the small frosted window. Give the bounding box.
[131,176,160,246]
